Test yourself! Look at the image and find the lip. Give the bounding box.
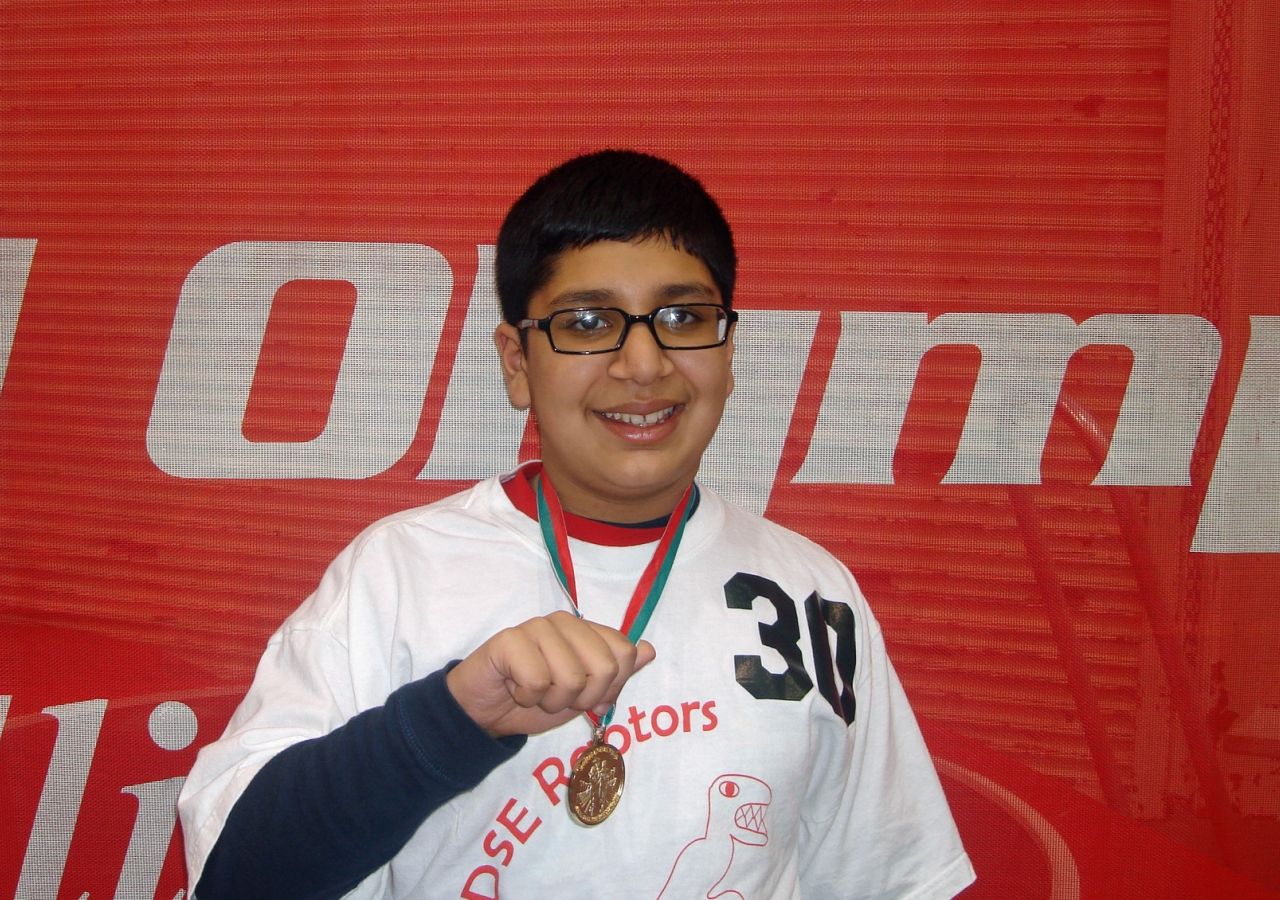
[593,402,684,442]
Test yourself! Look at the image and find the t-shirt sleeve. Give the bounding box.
[797,579,976,900]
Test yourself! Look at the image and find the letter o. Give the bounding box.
[650,705,679,737]
[148,241,452,478]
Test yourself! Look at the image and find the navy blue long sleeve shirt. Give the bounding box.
[194,665,525,900]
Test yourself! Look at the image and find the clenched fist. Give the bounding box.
[446,610,656,738]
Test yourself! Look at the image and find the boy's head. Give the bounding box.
[492,151,738,523]
[495,150,736,325]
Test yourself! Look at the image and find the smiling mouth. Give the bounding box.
[599,406,677,427]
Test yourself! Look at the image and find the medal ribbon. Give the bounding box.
[533,468,697,729]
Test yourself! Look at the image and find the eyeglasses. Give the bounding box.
[519,304,738,355]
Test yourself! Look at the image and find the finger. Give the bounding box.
[545,617,626,712]
[489,625,556,710]
[578,624,654,705]
[585,636,658,717]
[517,616,597,713]
[634,638,656,670]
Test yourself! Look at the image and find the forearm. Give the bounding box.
[194,665,525,900]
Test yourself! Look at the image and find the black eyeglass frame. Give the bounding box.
[518,304,739,355]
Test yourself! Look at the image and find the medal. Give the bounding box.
[568,724,626,825]
[533,466,697,826]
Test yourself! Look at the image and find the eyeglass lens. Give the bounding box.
[547,305,728,352]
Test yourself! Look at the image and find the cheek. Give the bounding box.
[686,357,734,404]
[525,358,603,413]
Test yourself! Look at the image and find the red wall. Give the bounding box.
[2,2,1278,898]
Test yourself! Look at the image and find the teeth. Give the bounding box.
[735,803,768,835]
[602,406,675,426]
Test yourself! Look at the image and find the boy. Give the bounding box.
[178,150,975,900]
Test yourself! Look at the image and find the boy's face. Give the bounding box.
[495,238,735,523]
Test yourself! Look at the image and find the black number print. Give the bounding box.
[725,573,859,726]
[805,593,857,725]
[724,573,814,701]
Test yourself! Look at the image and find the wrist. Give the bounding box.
[444,657,506,738]
[398,664,525,782]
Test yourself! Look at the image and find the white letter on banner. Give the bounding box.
[794,312,933,485]
[1,238,38,388]
[796,311,1220,485]
[16,700,108,900]
[111,702,196,899]
[699,310,819,515]
[116,777,186,900]
[1193,316,1280,552]
[418,245,527,479]
[147,241,451,478]
[936,313,1079,484]
[1087,315,1220,485]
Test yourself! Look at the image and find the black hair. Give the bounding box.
[495,150,736,325]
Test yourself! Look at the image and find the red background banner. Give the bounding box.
[2,2,1277,898]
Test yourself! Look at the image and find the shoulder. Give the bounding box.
[698,485,858,586]
[353,476,512,546]
[278,477,529,633]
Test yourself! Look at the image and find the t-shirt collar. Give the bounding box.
[500,461,674,547]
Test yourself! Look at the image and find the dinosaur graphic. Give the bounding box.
[655,774,772,900]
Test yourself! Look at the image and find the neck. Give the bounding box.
[541,476,690,525]
[503,465,676,546]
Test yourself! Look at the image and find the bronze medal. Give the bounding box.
[568,728,626,826]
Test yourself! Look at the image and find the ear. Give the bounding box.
[494,322,531,410]
[723,323,735,399]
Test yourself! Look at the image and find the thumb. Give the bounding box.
[589,640,659,719]
[634,639,657,671]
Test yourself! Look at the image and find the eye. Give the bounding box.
[556,309,615,334]
[719,780,740,798]
[657,305,707,331]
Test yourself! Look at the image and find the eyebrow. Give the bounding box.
[547,289,616,309]
[657,282,717,301]
[545,282,717,309]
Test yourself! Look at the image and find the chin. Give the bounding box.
[608,457,699,495]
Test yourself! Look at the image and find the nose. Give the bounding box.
[607,319,674,384]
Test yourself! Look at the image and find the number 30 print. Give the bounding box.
[725,573,857,725]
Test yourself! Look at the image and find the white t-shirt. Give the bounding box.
[179,475,975,900]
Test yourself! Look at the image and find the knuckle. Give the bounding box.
[502,622,530,641]
[522,617,553,636]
